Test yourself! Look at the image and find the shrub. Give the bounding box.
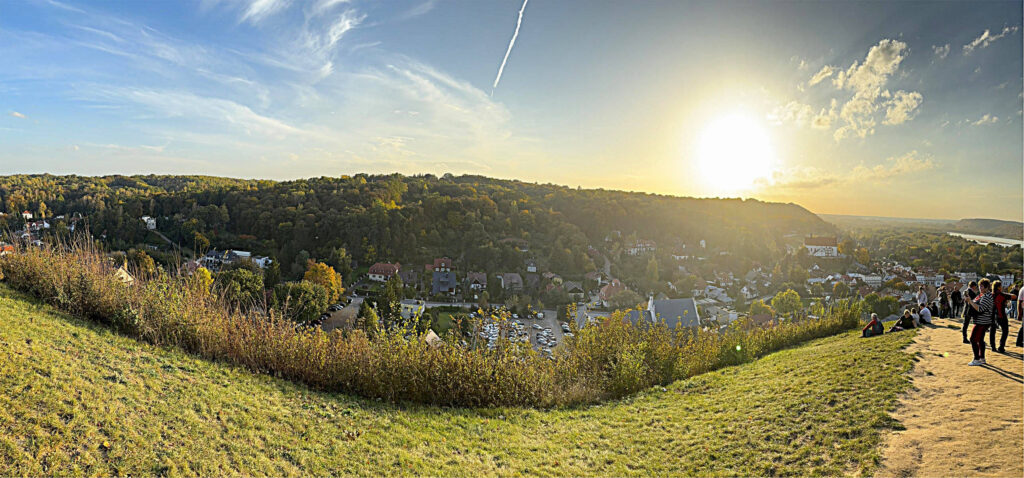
[0,242,861,408]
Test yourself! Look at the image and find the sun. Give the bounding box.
[695,113,775,194]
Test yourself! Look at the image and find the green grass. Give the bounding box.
[431,311,455,335]
[0,285,914,476]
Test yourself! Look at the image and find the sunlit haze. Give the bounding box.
[1,0,1022,220]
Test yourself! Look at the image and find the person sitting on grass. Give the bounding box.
[862,313,885,337]
[910,307,921,327]
[890,309,916,332]
[918,304,933,325]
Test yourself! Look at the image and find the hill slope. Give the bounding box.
[951,218,1023,240]
[0,285,910,476]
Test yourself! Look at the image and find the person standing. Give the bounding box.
[963,278,995,365]
[961,281,979,344]
[988,280,1017,353]
[951,287,963,318]
[938,285,951,318]
[916,285,928,308]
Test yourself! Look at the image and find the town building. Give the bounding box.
[623,296,701,330]
[368,262,401,282]
[804,236,839,258]
[563,281,585,302]
[425,257,452,272]
[399,299,425,320]
[626,239,657,255]
[140,216,156,230]
[466,272,487,291]
[498,272,524,292]
[431,270,457,295]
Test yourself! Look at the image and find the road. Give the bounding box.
[150,229,192,258]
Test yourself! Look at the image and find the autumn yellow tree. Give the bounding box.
[303,260,344,303]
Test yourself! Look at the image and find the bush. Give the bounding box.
[0,242,862,408]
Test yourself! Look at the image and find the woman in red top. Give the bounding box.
[989,280,1017,353]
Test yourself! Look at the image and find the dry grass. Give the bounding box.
[0,241,862,407]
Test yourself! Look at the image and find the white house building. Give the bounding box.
[140,216,157,230]
[626,239,657,255]
[803,236,839,258]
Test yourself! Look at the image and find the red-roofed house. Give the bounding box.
[804,236,839,258]
[368,262,401,282]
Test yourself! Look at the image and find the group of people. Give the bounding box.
[861,280,1024,367]
[960,279,1021,365]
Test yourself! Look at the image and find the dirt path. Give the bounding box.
[878,318,1023,477]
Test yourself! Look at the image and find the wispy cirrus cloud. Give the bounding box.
[963,26,1019,55]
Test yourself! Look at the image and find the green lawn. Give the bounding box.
[0,285,914,476]
[430,311,455,335]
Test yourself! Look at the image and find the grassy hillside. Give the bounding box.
[0,285,913,476]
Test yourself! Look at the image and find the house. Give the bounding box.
[115,265,134,286]
[21,211,33,220]
[399,269,419,288]
[804,236,839,258]
[140,216,157,230]
[368,262,401,282]
[955,272,978,282]
[525,259,537,273]
[598,279,628,305]
[425,257,452,272]
[914,274,944,287]
[626,239,657,255]
[466,272,487,291]
[0,244,14,256]
[999,274,1015,285]
[251,256,273,269]
[623,296,701,330]
[497,272,524,292]
[431,270,457,295]
[563,281,585,302]
[399,299,425,320]
[584,270,604,286]
[863,274,883,288]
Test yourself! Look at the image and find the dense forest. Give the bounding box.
[851,229,1022,277]
[0,173,832,285]
[950,218,1023,240]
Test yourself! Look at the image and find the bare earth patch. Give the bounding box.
[878,318,1023,477]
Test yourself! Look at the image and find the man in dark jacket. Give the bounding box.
[961,281,979,344]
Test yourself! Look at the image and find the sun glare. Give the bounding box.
[695,113,775,194]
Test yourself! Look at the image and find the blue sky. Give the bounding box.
[1,0,1022,220]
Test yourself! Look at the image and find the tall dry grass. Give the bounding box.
[0,242,861,407]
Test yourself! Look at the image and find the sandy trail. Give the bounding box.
[878,318,1023,477]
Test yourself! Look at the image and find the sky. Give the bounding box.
[1,0,1022,221]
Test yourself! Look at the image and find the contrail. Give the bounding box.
[491,0,529,96]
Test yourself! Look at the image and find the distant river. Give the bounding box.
[947,232,1024,247]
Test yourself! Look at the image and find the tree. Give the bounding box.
[771,289,802,317]
[609,289,643,310]
[303,260,344,303]
[645,256,659,287]
[358,299,380,335]
[832,281,850,299]
[274,281,330,324]
[192,231,210,254]
[810,282,825,297]
[264,260,281,288]
[748,299,773,316]
[217,269,265,308]
[854,247,870,264]
[126,249,156,277]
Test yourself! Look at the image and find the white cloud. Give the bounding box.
[883,90,923,125]
[972,114,998,125]
[241,0,290,25]
[807,65,835,86]
[311,0,350,17]
[932,44,950,60]
[9,111,26,119]
[760,150,935,190]
[963,26,1019,54]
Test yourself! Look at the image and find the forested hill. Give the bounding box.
[0,173,831,280]
[951,218,1023,240]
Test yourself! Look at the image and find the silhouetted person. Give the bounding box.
[962,281,979,344]
[951,288,963,317]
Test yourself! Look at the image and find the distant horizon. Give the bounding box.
[2,168,1021,223]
